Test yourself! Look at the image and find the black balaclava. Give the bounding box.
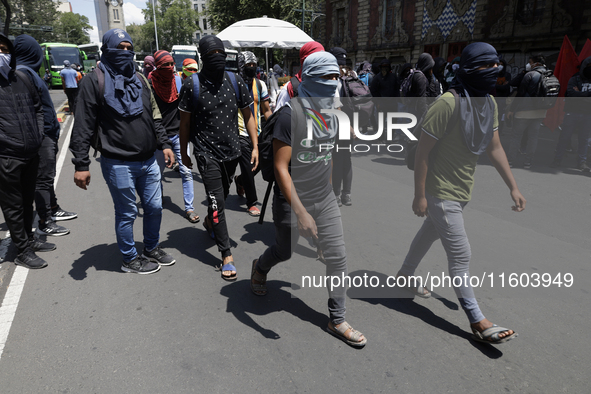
[198,36,227,83]
[581,56,591,81]
[14,34,43,72]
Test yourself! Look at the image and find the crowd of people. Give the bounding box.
[2,26,590,348]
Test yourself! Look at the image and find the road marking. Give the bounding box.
[0,113,74,360]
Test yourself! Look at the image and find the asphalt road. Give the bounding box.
[0,93,589,393]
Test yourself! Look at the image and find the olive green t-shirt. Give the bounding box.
[422,92,498,202]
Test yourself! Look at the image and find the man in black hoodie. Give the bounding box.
[550,56,591,171]
[0,33,52,269]
[14,34,78,239]
[404,53,436,118]
[369,59,398,98]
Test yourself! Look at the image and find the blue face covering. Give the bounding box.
[296,52,340,140]
[99,29,143,117]
[0,54,11,80]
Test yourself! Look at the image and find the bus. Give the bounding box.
[171,45,199,73]
[225,49,238,72]
[78,43,101,70]
[39,43,86,88]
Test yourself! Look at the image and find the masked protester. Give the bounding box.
[234,51,272,217]
[274,41,324,111]
[0,33,51,269]
[70,29,176,275]
[396,42,525,345]
[178,35,258,281]
[143,55,155,79]
[250,51,367,348]
[150,50,199,223]
[181,58,198,80]
[551,56,591,170]
[14,34,78,240]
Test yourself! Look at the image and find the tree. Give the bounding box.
[0,0,59,42]
[127,23,153,55]
[54,12,91,45]
[141,0,199,52]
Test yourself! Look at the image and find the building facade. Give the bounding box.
[95,0,126,40]
[321,0,590,76]
[192,0,216,43]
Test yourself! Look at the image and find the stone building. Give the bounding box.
[320,0,590,76]
[95,0,126,39]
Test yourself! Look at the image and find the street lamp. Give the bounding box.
[65,28,76,43]
[152,0,159,51]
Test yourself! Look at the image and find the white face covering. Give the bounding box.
[452,63,460,72]
[0,53,11,80]
[498,65,504,72]
[525,63,532,72]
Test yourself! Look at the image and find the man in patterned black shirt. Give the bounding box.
[179,36,258,281]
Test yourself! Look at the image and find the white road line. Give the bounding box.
[0,113,74,360]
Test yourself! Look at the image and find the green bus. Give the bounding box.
[39,43,86,88]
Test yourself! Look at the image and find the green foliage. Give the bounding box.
[127,23,154,54]
[1,0,59,42]
[54,12,92,45]
[141,0,199,53]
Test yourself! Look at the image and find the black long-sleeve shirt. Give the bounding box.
[70,71,170,171]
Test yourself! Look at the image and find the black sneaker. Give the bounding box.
[51,207,78,221]
[341,194,352,206]
[121,255,160,274]
[336,196,342,207]
[578,162,591,172]
[29,238,56,252]
[37,221,70,237]
[15,248,48,269]
[143,246,175,266]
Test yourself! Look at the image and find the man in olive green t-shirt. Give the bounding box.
[396,43,526,345]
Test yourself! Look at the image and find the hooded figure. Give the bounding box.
[238,50,258,86]
[493,58,512,97]
[449,42,499,155]
[143,55,155,79]
[273,64,283,77]
[99,28,143,117]
[198,35,226,84]
[14,34,60,140]
[445,56,461,86]
[370,59,398,97]
[151,50,178,104]
[285,41,324,99]
[433,56,448,91]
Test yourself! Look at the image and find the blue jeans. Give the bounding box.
[101,155,162,262]
[553,113,591,164]
[399,194,485,324]
[155,134,195,212]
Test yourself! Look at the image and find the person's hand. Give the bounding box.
[573,86,580,92]
[412,196,428,217]
[510,189,526,212]
[507,111,514,120]
[297,211,318,240]
[74,171,91,190]
[163,148,175,168]
[250,147,259,171]
[181,150,192,169]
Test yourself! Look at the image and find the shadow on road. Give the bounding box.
[69,243,124,280]
[347,270,504,358]
[220,279,327,340]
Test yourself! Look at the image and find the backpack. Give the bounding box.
[358,72,370,86]
[400,69,424,97]
[405,89,459,170]
[340,75,374,128]
[92,67,149,156]
[532,69,560,108]
[257,99,303,224]
[288,76,300,98]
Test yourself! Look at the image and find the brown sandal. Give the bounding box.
[250,259,267,296]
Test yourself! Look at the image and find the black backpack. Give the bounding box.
[400,69,424,97]
[289,76,300,98]
[257,100,303,223]
[340,75,374,127]
[532,69,560,109]
[91,67,149,156]
[405,89,459,170]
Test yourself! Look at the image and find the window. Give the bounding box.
[336,8,345,44]
[195,33,201,41]
[113,9,119,20]
[424,44,440,58]
[385,0,395,37]
[447,42,467,62]
[194,4,198,10]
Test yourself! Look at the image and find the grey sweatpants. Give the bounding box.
[399,193,485,324]
[257,190,348,325]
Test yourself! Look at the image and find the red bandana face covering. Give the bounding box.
[151,65,178,103]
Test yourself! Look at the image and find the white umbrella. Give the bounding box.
[216,16,314,49]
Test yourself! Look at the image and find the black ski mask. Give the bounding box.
[198,36,227,83]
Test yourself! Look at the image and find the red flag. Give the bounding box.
[544,35,580,131]
[578,39,591,64]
